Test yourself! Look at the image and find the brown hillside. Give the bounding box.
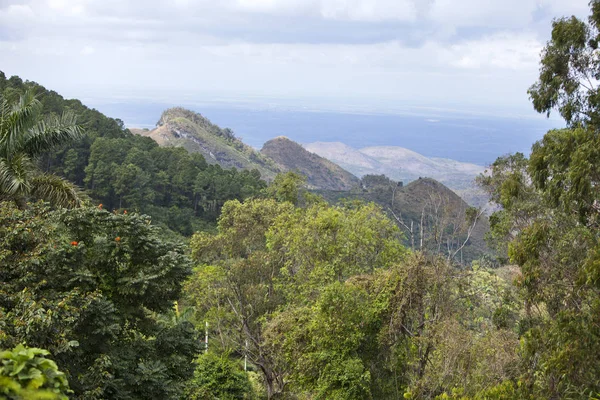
[261,136,360,191]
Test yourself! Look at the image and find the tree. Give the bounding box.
[0,201,200,399]
[186,197,405,398]
[263,282,373,400]
[477,2,600,397]
[185,353,255,400]
[528,1,600,127]
[264,172,306,205]
[0,91,84,208]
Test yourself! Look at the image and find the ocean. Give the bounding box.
[86,100,562,166]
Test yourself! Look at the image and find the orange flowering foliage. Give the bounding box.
[71,241,78,246]
[115,237,121,242]
[98,204,103,210]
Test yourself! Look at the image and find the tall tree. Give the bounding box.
[0,91,83,208]
[528,1,600,127]
[478,2,600,397]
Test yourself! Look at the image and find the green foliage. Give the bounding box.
[264,171,306,205]
[187,197,405,398]
[528,2,600,126]
[267,201,404,293]
[269,282,373,400]
[476,3,600,398]
[480,138,600,398]
[186,195,518,399]
[185,353,255,400]
[83,136,265,235]
[0,202,201,399]
[0,344,70,400]
[0,90,84,208]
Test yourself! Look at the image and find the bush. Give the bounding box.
[0,344,71,400]
[185,353,254,400]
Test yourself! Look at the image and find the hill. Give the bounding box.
[304,142,488,207]
[314,175,491,264]
[261,136,360,190]
[132,107,282,180]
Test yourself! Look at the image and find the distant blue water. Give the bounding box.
[86,100,562,166]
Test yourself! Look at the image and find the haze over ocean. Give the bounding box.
[88,100,562,166]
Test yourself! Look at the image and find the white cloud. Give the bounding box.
[0,3,34,19]
[80,45,94,55]
[540,0,590,18]
[446,32,542,70]
[429,0,538,28]
[320,0,417,21]
[232,0,418,21]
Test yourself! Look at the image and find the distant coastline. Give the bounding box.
[89,100,563,165]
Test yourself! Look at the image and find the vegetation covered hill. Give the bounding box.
[132,107,281,180]
[305,141,488,207]
[260,136,360,190]
[315,175,491,263]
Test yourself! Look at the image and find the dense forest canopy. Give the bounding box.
[2,1,600,399]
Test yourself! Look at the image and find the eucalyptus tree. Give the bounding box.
[0,90,83,208]
[475,2,600,397]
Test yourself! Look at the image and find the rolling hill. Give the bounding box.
[132,108,360,191]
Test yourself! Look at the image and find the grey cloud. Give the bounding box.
[0,0,592,117]
[0,0,591,47]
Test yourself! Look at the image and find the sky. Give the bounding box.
[0,0,591,116]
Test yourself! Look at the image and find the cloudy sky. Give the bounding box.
[0,0,591,115]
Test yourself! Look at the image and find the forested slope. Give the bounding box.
[0,72,266,236]
[315,175,491,264]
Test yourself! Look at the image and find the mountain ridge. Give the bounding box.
[132,108,361,191]
[132,107,282,180]
[260,136,360,191]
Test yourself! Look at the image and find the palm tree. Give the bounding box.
[0,90,85,208]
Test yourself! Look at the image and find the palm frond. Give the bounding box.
[22,111,84,157]
[29,173,87,209]
[0,90,42,158]
[0,153,33,197]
